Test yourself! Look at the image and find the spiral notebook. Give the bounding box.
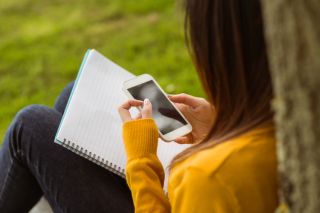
[54,49,189,191]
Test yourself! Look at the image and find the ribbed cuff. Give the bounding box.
[122,118,159,159]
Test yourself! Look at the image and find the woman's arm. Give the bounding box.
[123,119,239,213]
[119,99,170,212]
[124,119,170,212]
[118,97,228,212]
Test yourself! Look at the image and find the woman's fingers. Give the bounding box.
[174,134,193,144]
[141,99,152,118]
[174,137,189,144]
[168,93,202,108]
[172,102,185,111]
[118,99,153,122]
[118,100,143,122]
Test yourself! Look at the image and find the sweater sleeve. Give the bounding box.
[122,118,170,213]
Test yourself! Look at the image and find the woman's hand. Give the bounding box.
[118,95,215,144]
[118,99,152,122]
[168,93,215,144]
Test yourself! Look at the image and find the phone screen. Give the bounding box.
[127,80,187,135]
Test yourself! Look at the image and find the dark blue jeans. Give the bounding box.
[0,82,133,213]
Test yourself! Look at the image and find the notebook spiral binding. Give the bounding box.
[61,138,125,178]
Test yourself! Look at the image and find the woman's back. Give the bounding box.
[123,120,278,212]
[168,123,278,212]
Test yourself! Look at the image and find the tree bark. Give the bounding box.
[261,0,320,212]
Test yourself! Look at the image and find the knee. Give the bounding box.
[15,105,50,125]
[6,105,62,162]
[13,105,61,132]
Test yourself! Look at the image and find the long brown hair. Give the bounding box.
[171,0,273,167]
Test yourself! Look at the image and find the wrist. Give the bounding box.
[122,118,159,159]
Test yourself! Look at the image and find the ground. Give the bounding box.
[0,0,204,142]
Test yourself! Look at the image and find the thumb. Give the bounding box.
[141,98,152,118]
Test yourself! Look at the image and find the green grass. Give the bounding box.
[0,0,204,143]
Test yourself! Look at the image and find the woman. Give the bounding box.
[117,0,278,211]
[0,0,278,212]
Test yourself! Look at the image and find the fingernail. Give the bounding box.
[144,98,150,105]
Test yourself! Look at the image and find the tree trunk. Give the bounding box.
[261,0,320,212]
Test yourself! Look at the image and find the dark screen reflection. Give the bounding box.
[128,80,187,134]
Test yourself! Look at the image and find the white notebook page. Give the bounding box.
[55,49,190,190]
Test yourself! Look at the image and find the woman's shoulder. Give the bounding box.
[197,125,275,174]
[172,124,277,179]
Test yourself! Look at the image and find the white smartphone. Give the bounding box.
[122,74,192,142]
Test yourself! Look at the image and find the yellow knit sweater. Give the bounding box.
[122,118,278,213]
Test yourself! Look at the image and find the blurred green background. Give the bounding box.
[0,0,204,143]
